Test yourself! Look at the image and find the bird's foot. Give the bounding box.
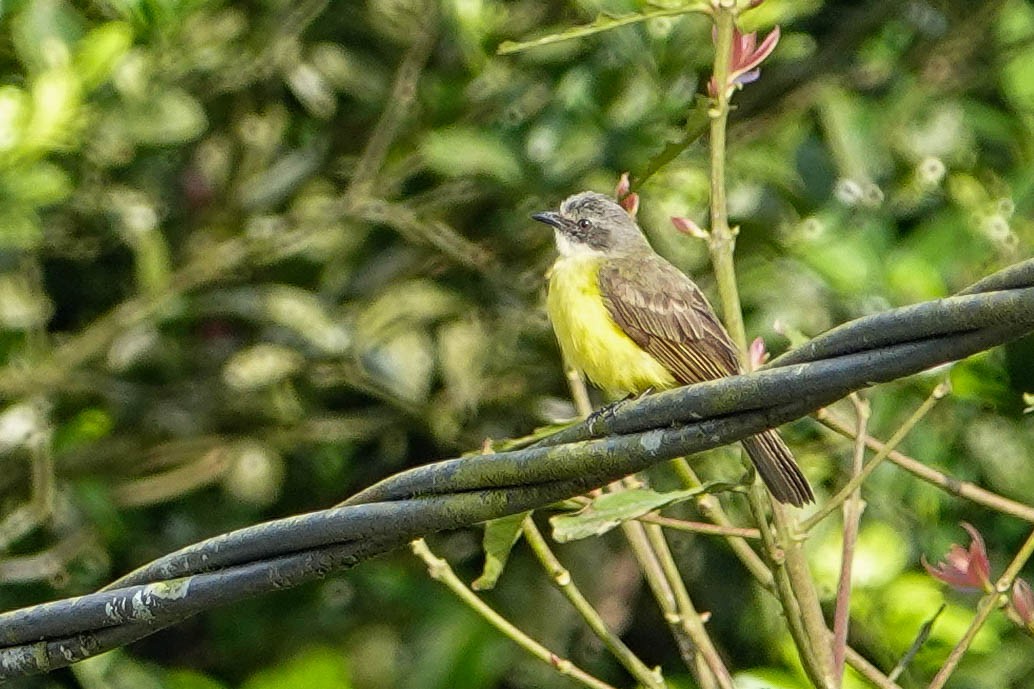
[586,388,652,431]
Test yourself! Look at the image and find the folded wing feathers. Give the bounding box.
[599,259,740,384]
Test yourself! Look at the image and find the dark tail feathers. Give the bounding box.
[741,430,814,507]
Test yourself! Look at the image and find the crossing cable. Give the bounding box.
[0,259,1032,678]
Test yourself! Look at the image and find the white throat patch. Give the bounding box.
[554,230,605,259]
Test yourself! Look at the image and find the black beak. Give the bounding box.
[531,211,563,229]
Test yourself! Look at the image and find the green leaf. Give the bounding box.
[165,669,231,689]
[421,127,520,184]
[0,85,30,156]
[75,21,134,89]
[497,5,709,55]
[24,68,82,154]
[238,147,325,210]
[54,407,114,452]
[471,511,528,591]
[550,487,708,542]
[2,161,71,206]
[10,0,85,73]
[242,646,351,689]
[125,87,206,144]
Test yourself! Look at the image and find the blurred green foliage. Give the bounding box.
[1,0,1033,687]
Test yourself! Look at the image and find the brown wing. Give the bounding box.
[599,255,740,385]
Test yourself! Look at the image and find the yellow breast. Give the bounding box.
[547,257,676,397]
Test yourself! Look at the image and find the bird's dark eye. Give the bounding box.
[577,218,592,230]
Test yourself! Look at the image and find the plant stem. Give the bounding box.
[745,489,826,681]
[343,2,437,206]
[563,367,730,687]
[521,518,667,689]
[832,395,869,686]
[410,539,620,689]
[644,522,735,688]
[927,527,1034,688]
[846,646,906,689]
[927,527,1034,689]
[802,383,948,532]
[816,410,1034,523]
[620,518,728,689]
[639,514,760,539]
[669,459,775,589]
[772,498,836,687]
[566,365,594,419]
[707,4,747,357]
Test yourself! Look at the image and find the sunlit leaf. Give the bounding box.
[242,646,352,689]
[1,162,70,205]
[421,126,521,184]
[223,343,305,391]
[10,0,85,73]
[74,21,133,88]
[23,68,82,153]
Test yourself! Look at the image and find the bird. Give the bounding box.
[532,190,814,506]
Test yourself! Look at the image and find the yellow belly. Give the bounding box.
[547,257,676,396]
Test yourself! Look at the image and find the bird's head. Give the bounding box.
[532,191,649,258]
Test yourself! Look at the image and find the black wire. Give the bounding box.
[0,259,1031,679]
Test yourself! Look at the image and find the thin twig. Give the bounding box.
[345,199,493,271]
[520,518,666,689]
[832,394,869,685]
[816,410,1034,523]
[845,646,906,689]
[669,459,774,589]
[0,404,55,551]
[616,482,726,688]
[708,10,831,683]
[745,488,826,683]
[639,514,760,539]
[772,499,836,688]
[566,366,594,420]
[927,527,1034,689]
[564,364,730,687]
[410,539,620,689]
[802,383,948,532]
[644,522,735,689]
[343,2,437,205]
[0,531,93,584]
[889,605,944,682]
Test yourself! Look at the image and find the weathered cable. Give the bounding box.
[0,259,1031,678]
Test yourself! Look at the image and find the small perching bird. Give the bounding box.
[533,191,813,506]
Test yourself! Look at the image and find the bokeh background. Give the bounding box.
[1,0,1033,687]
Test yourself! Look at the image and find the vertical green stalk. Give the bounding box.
[707,9,833,686]
[707,4,747,358]
[564,370,731,686]
[747,489,831,687]
[706,72,824,689]
[832,396,869,686]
